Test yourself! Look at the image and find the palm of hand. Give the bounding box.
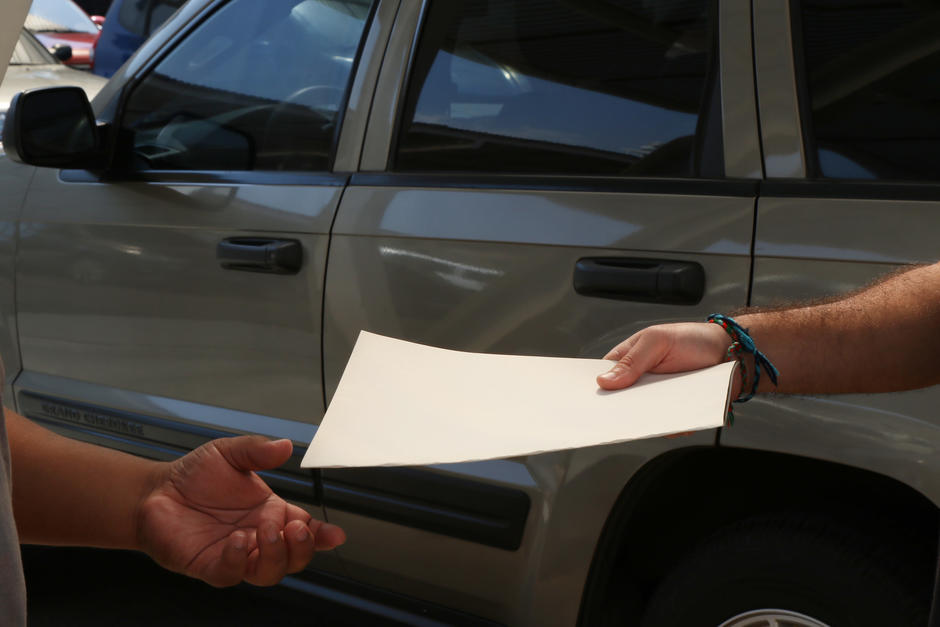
[136,437,336,587]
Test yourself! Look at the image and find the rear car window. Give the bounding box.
[796,0,940,181]
[120,0,373,172]
[394,0,720,177]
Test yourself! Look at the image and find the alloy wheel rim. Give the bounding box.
[718,609,831,627]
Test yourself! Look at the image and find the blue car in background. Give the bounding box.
[92,0,182,77]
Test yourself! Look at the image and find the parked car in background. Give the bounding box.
[0,29,106,151]
[73,0,112,22]
[24,0,102,70]
[1,0,939,625]
[91,0,182,77]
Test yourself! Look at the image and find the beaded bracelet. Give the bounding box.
[707,314,779,403]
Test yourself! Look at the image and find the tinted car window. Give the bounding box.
[798,0,940,181]
[395,0,720,176]
[121,0,373,172]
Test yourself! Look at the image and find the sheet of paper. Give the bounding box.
[301,331,736,468]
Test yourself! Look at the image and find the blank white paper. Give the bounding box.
[301,331,737,468]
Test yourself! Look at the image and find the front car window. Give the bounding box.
[26,0,100,35]
[395,0,719,177]
[798,0,940,181]
[120,0,373,172]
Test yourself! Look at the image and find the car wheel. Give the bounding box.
[640,515,928,627]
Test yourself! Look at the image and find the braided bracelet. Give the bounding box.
[707,314,779,403]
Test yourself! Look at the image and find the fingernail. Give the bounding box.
[265,527,279,544]
[232,532,246,550]
[598,371,616,381]
[294,526,309,542]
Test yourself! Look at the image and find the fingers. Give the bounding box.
[309,520,346,551]
[601,333,639,361]
[597,329,671,390]
[243,519,346,586]
[199,517,347,587]
[283,520,317,574]
[247,520,290,586]
[214,436,294,472]
[202,530,250,588]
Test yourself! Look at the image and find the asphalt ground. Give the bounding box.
[22,545,364,626]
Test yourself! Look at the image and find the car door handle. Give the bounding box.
[217,238,303,274]
[573,258,704,305]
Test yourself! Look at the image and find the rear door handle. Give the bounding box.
[573,258,705,305]
[217,238,302,274]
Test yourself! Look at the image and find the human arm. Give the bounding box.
[7,409,345,586]
[596,262,940,395]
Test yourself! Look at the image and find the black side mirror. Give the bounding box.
[51,44,73,62]
[2,87,103,169]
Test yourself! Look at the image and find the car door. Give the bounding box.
[12,0,382,515]
[728,0,940,505]
[319,1,762,624]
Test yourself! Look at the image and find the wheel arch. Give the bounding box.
[577,446,939,626]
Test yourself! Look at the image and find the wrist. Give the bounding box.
[134,460,171,553]
[706,314,779,402]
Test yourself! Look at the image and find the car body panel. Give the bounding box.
[0,160,31,409]
[319,3,759,619]
[321,183,754,622]
[1,29,105,407]
[734,195,940,508]
[1,62,105,103]
[15,168,341,424]
[722,0,940,510]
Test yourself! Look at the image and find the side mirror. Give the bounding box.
[51,44,73,62]
[2,87,103,169]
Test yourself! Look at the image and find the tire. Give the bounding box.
[640,515,929,627]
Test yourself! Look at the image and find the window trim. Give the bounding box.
[60,168,349,187]
[789,0,822,179]
[350,172,758,197]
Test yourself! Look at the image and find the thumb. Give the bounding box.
[214,435,293,472]
[596,332,667,390]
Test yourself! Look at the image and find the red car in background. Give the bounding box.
[24,0,103,70]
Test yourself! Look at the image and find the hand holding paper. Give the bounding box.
[301,332,737,468]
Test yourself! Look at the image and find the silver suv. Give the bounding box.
[1,0,938,625]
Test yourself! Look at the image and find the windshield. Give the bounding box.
[26,0,99,34]
[10,29,57,65]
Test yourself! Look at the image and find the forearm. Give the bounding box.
[7,409,164,549]
[737,263,940,395]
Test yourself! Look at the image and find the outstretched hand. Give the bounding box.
[596,322,735,392]
[136,436,345,587]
